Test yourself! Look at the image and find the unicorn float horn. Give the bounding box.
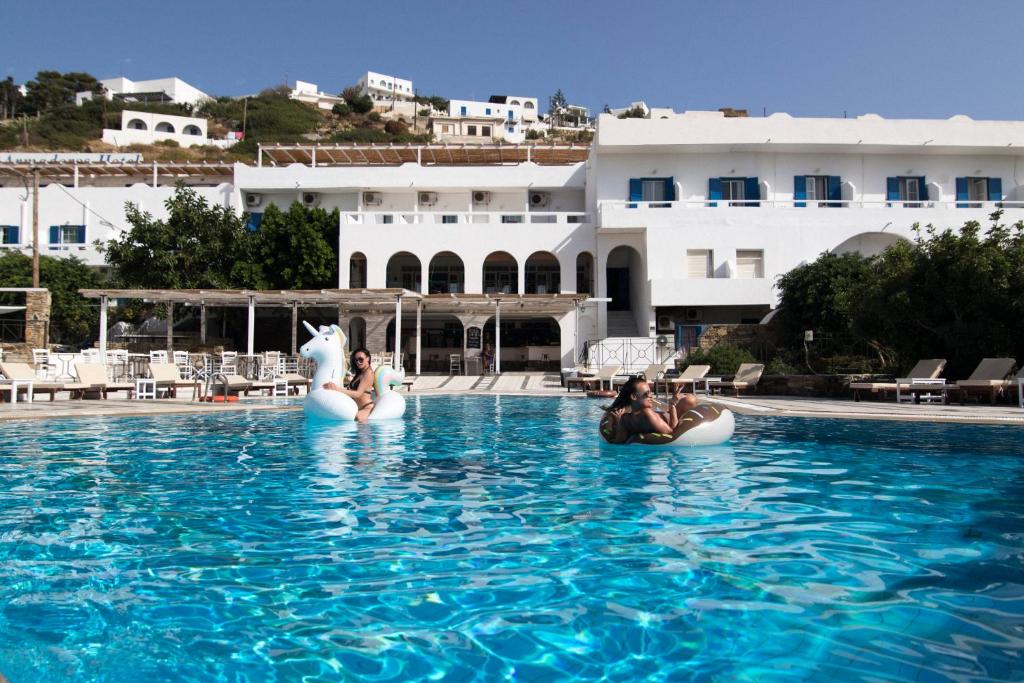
[303,320,319,337]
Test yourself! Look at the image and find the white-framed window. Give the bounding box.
[641,180,665,203]
[900,177,920,206]
[969,177,988,203]
[686,250,713,278]
[442,215,458,224]
[735,250,764,278]
[805,176,827,203]
[501,215,523,224]
[482,125,491,137]
[442,125,452,134]
[381,215,393,225]
[467,125,477,136]
[722,179,745,204]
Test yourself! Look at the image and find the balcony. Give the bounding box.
[598,198,1024,231]
[342,211,591,226]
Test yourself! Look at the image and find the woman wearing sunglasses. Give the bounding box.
[322,347,376,423]
[605,375,697,441]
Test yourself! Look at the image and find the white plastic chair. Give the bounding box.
[173,351,192,379]
[261,351,282,379]
[219,351,238,375]
[449,354,462,376]
[149,350,169,364]
[32,349,52,379]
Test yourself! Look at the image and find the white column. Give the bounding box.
[415,299,422,376]
[291,301,298,355]
[573,303,579,365]
[98,296,108,356]
[394,295,402,370]
[246,296,255,356]
[200,305,207,344]
[495,300,501,374]
[152,162,158,188]
[73,163,79,189]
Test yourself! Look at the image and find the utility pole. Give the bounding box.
[31,168,40,288]
[242,97,248,138]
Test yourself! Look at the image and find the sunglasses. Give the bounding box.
[354,356,368,362]
[634,390,653,399]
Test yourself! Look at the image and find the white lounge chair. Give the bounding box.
[950,358,1016,405]
[566,364,622,392]
[0,361,74,401]
[662,364,712,393]
[709,363,765,396]
[74,363,134,399]
[147,362,197,398]
[850,359,947,402]
[612,363,670,390]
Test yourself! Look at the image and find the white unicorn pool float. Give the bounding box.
[299,320,406,422]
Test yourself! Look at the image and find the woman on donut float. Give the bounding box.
[600,375,735,446]
[322,347,376,423]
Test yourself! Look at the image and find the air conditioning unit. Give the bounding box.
[245,193,262,208]
[472,190,491,205]
[418,191,438,206]
[685,307,702,322]
[529,191,550,207]
[657,314,673,331]
[363,191,382,206]
[301,192,320,206]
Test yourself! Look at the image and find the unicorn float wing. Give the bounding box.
[298,320,406,422]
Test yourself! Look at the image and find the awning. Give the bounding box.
[258,143,590,167]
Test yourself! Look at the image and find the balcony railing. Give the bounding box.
[342,211,591,226]
[600,199,1024,211]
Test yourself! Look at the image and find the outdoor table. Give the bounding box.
[1,379,33,404]
[699,377,721,395]
[126,354,149,379]
[53,353,77,381]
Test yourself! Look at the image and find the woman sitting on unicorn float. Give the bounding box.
[299,321,406,422]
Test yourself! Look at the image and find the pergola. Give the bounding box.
[0,161,234,186]
[257,143,590,167]
[79,288,592,374]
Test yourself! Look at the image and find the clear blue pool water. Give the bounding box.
[1,395,1023,682]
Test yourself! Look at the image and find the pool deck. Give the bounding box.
[0,373,1022,425]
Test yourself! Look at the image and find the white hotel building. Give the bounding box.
[2,112,1023,371]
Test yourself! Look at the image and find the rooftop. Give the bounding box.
[257,143,590,167]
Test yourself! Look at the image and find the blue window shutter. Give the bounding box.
[886,177,899,202]
[708,177,722,207]
[246,212,263,232]
[49,226,59,243]
[744,177,760,203]
[6,227,17,244]
[663,177,676,202]
[485,108,491,116]
[955,177,968,208]
[793,176,806,208]
[917,177,928,201]
[988,177,1002,201]
[76,226,86,243]
[460,106,467,116]
[827,176,841,207]
[628,178,642,208]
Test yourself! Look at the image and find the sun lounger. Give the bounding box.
[1016,368,1024,409]
[146,362,198,398]
[74,363,134,399]
[709,363,765,396]
[276,372,312,395]
[208,374,253,398]
[663,364,712,393]
[949,358,1016,405]
[0,361,74,401]
[850,359,947,402]
[612,363,670,390]
[566,364,622,393]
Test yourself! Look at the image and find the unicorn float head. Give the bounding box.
[299,320,406,422]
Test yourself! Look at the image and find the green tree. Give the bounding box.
[24,70,104,115]
[105,185,255,289]
[0,77,23,119]
[340,86,374,114]
[249,203,339,289]
[0,251,102,345]
[775,251,874,346]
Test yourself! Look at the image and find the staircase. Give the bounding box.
[606,311,638,337]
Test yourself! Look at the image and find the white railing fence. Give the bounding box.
[584,337,679,374]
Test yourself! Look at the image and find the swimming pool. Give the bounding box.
[1,395,1022,681]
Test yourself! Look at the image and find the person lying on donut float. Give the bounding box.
[604,376,696,443]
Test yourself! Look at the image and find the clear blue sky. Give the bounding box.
[5,0,1023,119]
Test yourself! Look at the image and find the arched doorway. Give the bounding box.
[576,251,594,295]
[182,124,202,136]
[386,314,463,372]
[127,118,147,130]
[385,251,422,292]
[525,251,560,294]
[482,251,518,294]
[349,252,367,288]
[605,245,643,312]
[428,252,464,293]
[155,121,175,133]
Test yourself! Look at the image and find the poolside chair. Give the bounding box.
[709,363,765,396]
[664,364,712,394]
[949,358,1016,405]
[566,364,622,393]
[0,362,72,401]
[276,372,312,395]
[74,363,134,399]
[613,363,670,390]
[147,362,197,398]
[149,350,169,364]
[207,374,252,398]
[31,349,53,379]
[1016,367,1024,410]
[850,359,947,402]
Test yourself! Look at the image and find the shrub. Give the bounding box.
[367,111,381,123]
[154,139,180,147]
[332,102,351,117]
[681,343,757,375]
[525,129,543,140]
[384,119,407,135]
[418,108,430,116]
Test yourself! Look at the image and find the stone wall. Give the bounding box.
[696,323,773,351]
[24,290,50,348]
